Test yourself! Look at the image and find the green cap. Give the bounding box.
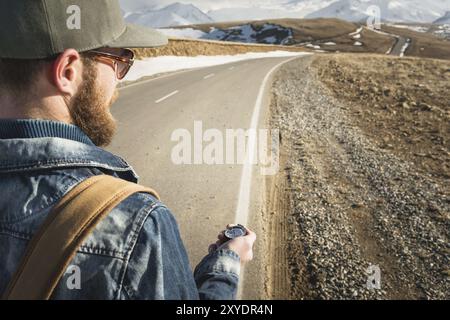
[0,0,168,59]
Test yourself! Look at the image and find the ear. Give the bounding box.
[51,49,83,97]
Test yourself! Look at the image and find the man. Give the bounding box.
[0,0,256,300]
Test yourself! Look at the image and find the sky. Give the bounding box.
[119,0,450,17]
[119,0,293,12]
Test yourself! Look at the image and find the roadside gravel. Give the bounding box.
[269,55,449,299]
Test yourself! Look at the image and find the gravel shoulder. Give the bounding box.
[267,55,449,299]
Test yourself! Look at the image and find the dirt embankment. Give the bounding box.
[315,54,450,180]
[267,54,449,300]
[133,38,307,59]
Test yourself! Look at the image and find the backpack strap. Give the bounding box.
[2,175,160,300]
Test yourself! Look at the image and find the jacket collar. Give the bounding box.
[0,119,139,182]
[0,119,94,145]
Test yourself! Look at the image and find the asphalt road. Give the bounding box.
[107,55,305,299]
[389,36,410,56]
[364,26,409,56]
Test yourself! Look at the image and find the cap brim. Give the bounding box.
[106,23,168,49]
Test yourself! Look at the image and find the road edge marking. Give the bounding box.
[119,69,195,91]
[234,55,304,226]
[234,55,308,299]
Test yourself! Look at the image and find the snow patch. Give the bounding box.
[123,51,311,82]
[211,23,293,44]
[157,28,207,39]
[163,23,295,45]
[349,27,363,36]
[306,44,321,49]
[387,24,429,33]
[305,0,447,24]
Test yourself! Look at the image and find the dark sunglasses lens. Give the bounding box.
[123,49,134,60]
[117,49,134,79]
[117,62,131,80]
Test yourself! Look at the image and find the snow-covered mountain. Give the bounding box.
[120,1,450,26]
[119,0,154,13]
[280,0,339,14]
[124,2,213,28]
[207,0,337,22]
[306,0,367,21]
[306,0,449,23]
[207,7,299,22]
[434,11,450,24]
[120,0,338,24]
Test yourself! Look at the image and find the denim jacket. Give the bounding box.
[0,119,240,300]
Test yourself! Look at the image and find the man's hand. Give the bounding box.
[208,225,256,263]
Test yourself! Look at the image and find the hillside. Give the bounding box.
[158,17,450,60]
[382,25,450,60]
[168,18,396,55]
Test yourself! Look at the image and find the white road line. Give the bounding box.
[155,90,179,104]
[234,56,302,226]
[204,73,215,79]
[235,55,304,299]
[119,69,195,91]
[399,38,411,57]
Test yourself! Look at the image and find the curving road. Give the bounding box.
[107,54,309,299]
[389,36,410,56]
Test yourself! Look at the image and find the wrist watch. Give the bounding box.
[224,224,247,240]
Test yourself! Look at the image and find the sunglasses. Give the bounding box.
[87,48,135,80]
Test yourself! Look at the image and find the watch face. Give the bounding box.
[225,226,246,239]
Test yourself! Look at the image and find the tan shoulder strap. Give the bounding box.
[2,175,159,300]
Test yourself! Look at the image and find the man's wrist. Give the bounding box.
[194,249,241,278]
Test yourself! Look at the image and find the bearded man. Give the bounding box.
[0,0,255,300]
